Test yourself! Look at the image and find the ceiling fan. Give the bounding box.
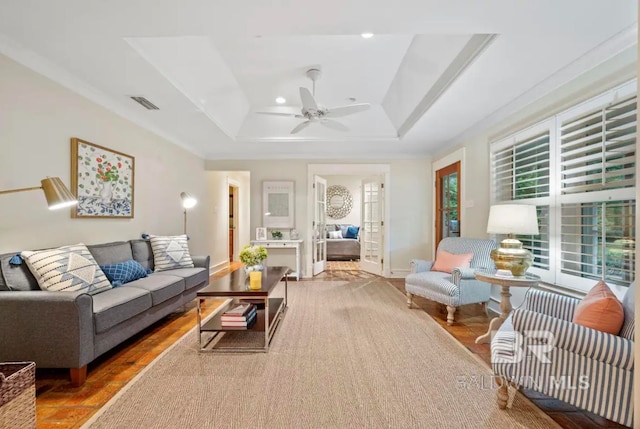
[256,68,371,134]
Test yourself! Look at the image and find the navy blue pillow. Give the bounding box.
[100,260,148,287]
[345,226,360,239]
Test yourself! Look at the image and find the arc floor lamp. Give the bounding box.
[0,177,77,209]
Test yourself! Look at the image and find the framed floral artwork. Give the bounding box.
[70,138,135,218]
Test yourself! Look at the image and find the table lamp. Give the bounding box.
[486,204,539,276]
[180,192,197,235]
[0,177,77,209]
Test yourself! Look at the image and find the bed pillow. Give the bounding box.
[21,244,112,294]
[573,280,624,335]
[431,251,473,274]
[344,226,360,239]
[100,259,148,287]
[149,234,194,272]
[328,230,343,239]
[339,225,350,238]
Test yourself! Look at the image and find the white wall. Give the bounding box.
[0,54,212,261]
[206,159,432,277]
[434,46,637,312]
[326,175,363,227]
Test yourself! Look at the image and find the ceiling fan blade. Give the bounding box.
[290,121,311,134]
[299,87,318,112]
[326,103,371,118]
[320,119,349,132]
[255,112,301,118]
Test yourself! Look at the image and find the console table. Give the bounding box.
[250,239,303,280]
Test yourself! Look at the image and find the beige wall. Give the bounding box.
[206,159,432,277]
[0,54,212,261]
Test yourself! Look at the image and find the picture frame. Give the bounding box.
[70,138,135,218]
[263,181,294,228]
[256,227,267,241]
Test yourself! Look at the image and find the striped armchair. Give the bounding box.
[405,237,496,325]
[492,285,635,427]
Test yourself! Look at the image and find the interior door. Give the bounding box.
[312,175,327,275]
[435,161,461,246]
[360,176,384,276]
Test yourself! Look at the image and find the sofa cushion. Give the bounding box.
[0,252,39,291]
[87,241,133,266]
[100,259,148,287]
[92,287,152,333]
[573,280,624,335]
[405,271,457,297]
[620,281,635,340]
[21,244,112,294]
[328,230,343,239]
[123,274,185,305]
[154,268,208,290]
[344,226,360,239]
[130,239,154,271]
[150,235,194,272]
[432,251,473,274]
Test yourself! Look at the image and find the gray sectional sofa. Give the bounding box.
[0,239,210,386]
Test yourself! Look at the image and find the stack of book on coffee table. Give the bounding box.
[220,303,257,330]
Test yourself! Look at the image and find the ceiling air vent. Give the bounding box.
[130,96,159,110]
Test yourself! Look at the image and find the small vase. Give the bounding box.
[99,181,113,204]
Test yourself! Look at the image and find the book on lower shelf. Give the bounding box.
[221,305,257,322]
[221,311,257,329]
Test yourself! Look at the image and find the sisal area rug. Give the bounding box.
[83,279,559,429]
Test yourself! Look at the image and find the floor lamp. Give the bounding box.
[0,177,77,209]
[180,192,197,235]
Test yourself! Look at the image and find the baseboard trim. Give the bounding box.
[209,259,229,275]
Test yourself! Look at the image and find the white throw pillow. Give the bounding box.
[149,234,194,272]
[328,230,343,239]
[22,244,112,294]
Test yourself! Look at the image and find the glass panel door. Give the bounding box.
[312,175,327,275]
[360,176,383,276]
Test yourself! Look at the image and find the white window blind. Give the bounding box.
[490,80,636,293]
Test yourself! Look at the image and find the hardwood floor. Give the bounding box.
[33,264,625,428]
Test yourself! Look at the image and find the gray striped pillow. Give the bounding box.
[149,235,194,272]
[22,244,112,294]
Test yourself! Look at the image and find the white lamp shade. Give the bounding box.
[487,204,539,235]
[180,192,197,209]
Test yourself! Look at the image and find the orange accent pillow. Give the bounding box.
[431,251,473,274]
[573,281,624,334]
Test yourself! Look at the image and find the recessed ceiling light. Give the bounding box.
[275,97,286,104]
[361,32,374,39]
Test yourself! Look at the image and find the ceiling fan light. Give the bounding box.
[361,32,374,39]
[275,97,286,104]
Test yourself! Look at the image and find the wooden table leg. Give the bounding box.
[475,285,512,344]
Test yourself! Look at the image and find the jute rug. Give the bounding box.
[83,280,559,429]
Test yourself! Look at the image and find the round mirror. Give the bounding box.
[326,185,353,219]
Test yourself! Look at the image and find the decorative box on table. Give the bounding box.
[0,362,36,429]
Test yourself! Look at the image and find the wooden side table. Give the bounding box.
[474,269,540,344]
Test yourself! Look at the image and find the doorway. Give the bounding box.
[228,183,239,262]
[435,161,461,246]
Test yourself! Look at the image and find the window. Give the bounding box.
[490,81,636,294]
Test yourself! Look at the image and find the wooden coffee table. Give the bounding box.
[197,266,289,352]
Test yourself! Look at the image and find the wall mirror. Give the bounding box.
[326,185,353,219]
[263,181,295,228]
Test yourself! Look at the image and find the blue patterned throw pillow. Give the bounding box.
[100,260,148,287]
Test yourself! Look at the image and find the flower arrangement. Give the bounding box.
[239,245,268,267]
[95,156,121,182]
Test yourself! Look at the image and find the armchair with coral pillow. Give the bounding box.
[405,237,496,325]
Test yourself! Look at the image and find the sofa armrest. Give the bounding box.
[0,291,94,368]
[192,255,210,271]
[523,288,580,322]
[410,259,434,273]
[452,267,476,283]
[512,308,634,371]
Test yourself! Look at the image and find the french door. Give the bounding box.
[360,176,384,276]
[312,175,327,275]
[435,161,461,246]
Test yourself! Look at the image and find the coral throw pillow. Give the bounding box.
[573,281,624,334]
[431,251,473,274]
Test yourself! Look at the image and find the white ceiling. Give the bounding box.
[0,0,636,159]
